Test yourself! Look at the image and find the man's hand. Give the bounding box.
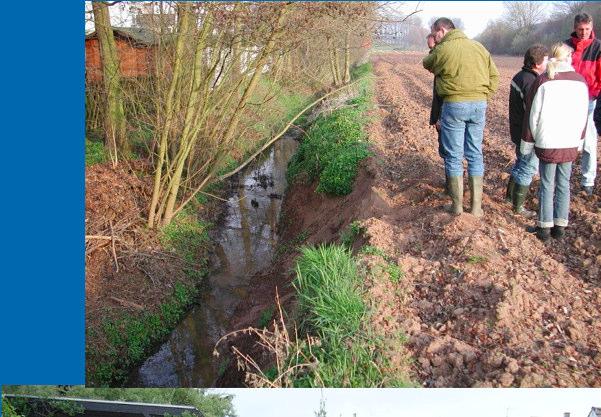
[427,34,436,50]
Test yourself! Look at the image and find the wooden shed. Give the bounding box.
[4,394,204,417]
[85,27,157,82]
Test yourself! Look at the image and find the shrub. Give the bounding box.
[85,139,107,166]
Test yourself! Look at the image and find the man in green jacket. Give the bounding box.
[423,18,499,217]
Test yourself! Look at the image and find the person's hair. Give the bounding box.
[431,17,455,32]
[574,13,593,26]
[547,43,573,79]
[523,44,548,68]
[426,33,435,39]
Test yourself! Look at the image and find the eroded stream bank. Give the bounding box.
[127,133,299,387]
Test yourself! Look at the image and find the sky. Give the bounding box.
[85,2,517,39]
[214,388,601,417]
[395,1,507,38]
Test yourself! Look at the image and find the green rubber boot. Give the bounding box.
[512,184,536,218]
[469,176,484,217]
[505,176,515,203]
[447,176,463,215]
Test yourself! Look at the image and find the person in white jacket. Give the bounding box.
[521,43,589,241]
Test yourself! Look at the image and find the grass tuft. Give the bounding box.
[287,67,373,196]
[340,220,366,248]
[85,138,107,166]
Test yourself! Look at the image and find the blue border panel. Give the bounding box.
[0,2,84,384]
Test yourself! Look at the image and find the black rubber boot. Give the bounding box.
[551,226,566,240]
[512,184,536,218]
[536,227,551,241]
[505,176,515,203]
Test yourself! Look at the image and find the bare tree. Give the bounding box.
[91,1,128,164]
[551,1,588,18]
[502,1,547,30]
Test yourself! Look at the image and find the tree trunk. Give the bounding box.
[332,44,342,87]
[162,4,290,226]
[161,11,215,226]
[343,32,351,84]
[91,2,128,164]
[147,2,194,228]
[327,37,340,86]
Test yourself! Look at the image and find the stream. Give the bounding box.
[127,133,299,387]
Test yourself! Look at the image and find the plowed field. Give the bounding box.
[361,52,601,387]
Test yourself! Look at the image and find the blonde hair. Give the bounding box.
[547,43,573,79]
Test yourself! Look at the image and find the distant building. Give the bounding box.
[588,407,601,417]
[85,27,158,82]
[3,395,204,417]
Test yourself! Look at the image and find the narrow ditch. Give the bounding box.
[126,131,300,387]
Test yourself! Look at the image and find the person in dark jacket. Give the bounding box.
[427,34,446,191]
[506,44,548,216]
[521,43,589,241]
[564,13,601,196]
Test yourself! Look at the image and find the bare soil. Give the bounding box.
[363,52,601,387]
[85,161,222,380]
[228,52,601,387]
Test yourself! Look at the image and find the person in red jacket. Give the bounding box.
[564,13,601,196]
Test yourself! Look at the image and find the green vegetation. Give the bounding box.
[257,305,275,328]
[85,138,107,166]
[294,245,365,338]
[274,229,309,259]
[88,282,198,386]
[287,66,373,196]
[89,210,210,386]
[285,244,410,387]
[340,220,365,248]
[350,62,373,81]
[360,245,404,285]
[466,255,488,265]
[2,386,236,417]
[2,400,23,417]
[160,210,211,277]
[359,244,387,258]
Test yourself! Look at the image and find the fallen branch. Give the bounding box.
[110,296,144,311]
[110,221,119,273]
[217,77,367,182]
[85,235,122,241]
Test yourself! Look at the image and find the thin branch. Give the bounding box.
[217,77,366,182]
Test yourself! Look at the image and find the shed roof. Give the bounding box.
[4,394,204,417]
[85,27,160,46]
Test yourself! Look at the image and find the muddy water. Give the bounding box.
[127,134,299,387]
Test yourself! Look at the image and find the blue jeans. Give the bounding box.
[538,161,572,228]
[511,143,539,186]
[440,101,487,177]
[581,99,598,186]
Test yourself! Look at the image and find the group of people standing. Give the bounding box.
[423,13,601,241]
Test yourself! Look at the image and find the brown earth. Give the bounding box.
[364,52,601,387]
[85,161,223,380]
[227,52,601,387]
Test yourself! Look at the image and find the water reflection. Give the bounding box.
[128,134,299,387]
